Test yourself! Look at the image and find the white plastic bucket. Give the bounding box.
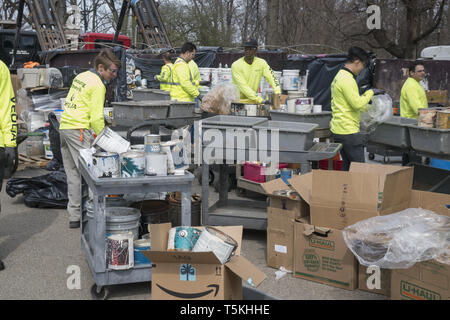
[220,68,232,83]
[245,104,258,116]
[43,140,53,159]
[282,70,300,91]
[211,68,220,86]
[286,99,296,113]
[199,68,212,82]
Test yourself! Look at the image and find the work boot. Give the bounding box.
[69,221,80,229]
[0,260,4,271]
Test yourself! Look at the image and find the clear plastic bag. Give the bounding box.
[360,94,393,132]
[200,82,240,115]
[343,208,450,269]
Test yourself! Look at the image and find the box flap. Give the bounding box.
[261,178,296,201]
[309,170,379,211]
[150,223,172,251]
[302,224,330,237]
[143,250,221,264]
[350,163,411,193]
[288,172,313,204]
[380,167,413,212]
[409,190,450,216]
[225,255,267,288]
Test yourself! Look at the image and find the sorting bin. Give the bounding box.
[407,125,450,155]
[269,110,332,129]
[368,117,417,149]
[112,100,170,120]
[132,88,171,101]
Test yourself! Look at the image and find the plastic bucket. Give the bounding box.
[211,68,220,86]
[105,207,141,241]
[220,68,232,83]
[282,70,300,91]
[199,68,212,82]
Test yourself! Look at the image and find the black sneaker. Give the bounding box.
[69,221,80,229]
[0,260,4,271]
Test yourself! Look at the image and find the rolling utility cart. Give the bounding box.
[78,156,194,300]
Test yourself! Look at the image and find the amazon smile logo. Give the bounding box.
[156,284,220,299]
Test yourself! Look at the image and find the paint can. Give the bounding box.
[134,239,151,265]
[282,70,300,91]
[92,152,120,178]
[198,67,212,82]
[245,104,258,116]
[160,141,178,174]
[313,104,323,113]
[92,127,130,154]
[436,109,450,129]
[167,227,202,251]
[121,151,145,178]
[43,140,53,159]
[295,97,313,114]
[145,152,168,176]
[144,134,161,153]
[220,68,232,83]
[106,233,134,270]
[211,68,220,86]
[418,108,437,128]
[192,227,238,264]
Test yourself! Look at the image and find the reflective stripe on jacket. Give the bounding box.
[231,57,281,104]
[189,60,201,88]
[400,77,428,119]
[157,63,174,92]
[330,68,374,135]
[170,57,199,102]
[59,70,106,135]
[0,60,17,148]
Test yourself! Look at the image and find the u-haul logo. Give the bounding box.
[400,281,441,300]
[309,237,335,251]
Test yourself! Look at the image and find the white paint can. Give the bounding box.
[121,151,145,178]
[313,105,322,113]
[145,152,167,176]
[144,134,161,153]
[220,68,232,83]
[211,68,220,86]
[106,233,134,270]
[92,152,120,178]
[282,70,300,91]
[199,67,212,82]
[245,104,258,116]
[93,127,130,154]
[192,227,238,264]
[295,97,314,114]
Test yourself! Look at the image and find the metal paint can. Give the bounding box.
[106,233,134,270]
[92,152,120,178]
[192,227,238,264]
[144,134,161,153]
[436,109,450,129]
[145,152,168,176]
[167,227,202,251]
[121,151,145,178]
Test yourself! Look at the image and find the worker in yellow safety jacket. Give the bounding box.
[155,51,174,92]
[330,47,384,171]
[0,59,18,271]
[399,61,428,165]
[231,39,281,104]
[400,61,428,119]
[59,49,120,229]
[171,42,200,102]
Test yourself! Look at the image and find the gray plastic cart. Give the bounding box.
[78,156,194,299]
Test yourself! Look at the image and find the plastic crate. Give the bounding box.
[319,159,343,171]
[243,162,288,183]
[112,100,170,120]
[132,88,171,101]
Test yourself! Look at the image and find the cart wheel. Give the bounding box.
[368,153,375,160]
[383,156,390,164]
[91,284,109,300]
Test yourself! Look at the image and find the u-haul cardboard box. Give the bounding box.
[358,264,391,296]
[289,163,413,230]
[261,178,310,270]
[293,221,358,290]
[143,223,267,300]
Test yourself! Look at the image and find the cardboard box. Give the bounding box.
[289,163,413,230]
[358,264,391,296]
[426,89,448,106]
[409,190,450,217]
[293,221,358,290]
[391,259,450,300]
[143,223,267,300]
[261,178,310,270]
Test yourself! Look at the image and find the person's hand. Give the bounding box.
[197,94,204,101]
[372,88,385,95]
[4,147,16,178]
[154,75,159,81]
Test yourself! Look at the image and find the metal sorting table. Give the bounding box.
[78,156,194,298]
[199,116,342,230]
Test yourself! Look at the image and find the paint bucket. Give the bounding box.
[220,68,232,83]
[295,97,314,114]
[144,134,161,153]
[211,68,220,86]
[121,151,145,178]
[192,227,238,264]
[282,70,300,91]
[286,99,296,113]
[104,107,114,123]
[199,67,212,82]
[418,108,437,128]
[92,152,120,178]
[274,71,283,88]
[313,105,322,113]
[160,141,178,174]
[167,227,202,251]
[43,140,53,159]
[134,239,151,265]
[436,109,450,129]
[106,233,134,270]
[93,127,130,154]
[106,207,141,241]
[280,168,293,185]
[245,104,258,116]
[145,152,167,176]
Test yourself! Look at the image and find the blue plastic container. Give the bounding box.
[280,169,293,184]
[134,239,151,265]
[430,158,450,171]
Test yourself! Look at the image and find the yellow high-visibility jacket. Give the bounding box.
[189,60,201,89]
[330,68,374,135]
[157,63,174,92]
[231,57,281,104]
[0,60,17,148]
[59,70,106,135]
[400,77,428,119]
[170,58,199,102]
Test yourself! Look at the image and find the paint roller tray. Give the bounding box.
[112,100,170,120]
[269,110,332,129]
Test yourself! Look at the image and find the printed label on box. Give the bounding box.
[275,245,287,254]
[180,264,196,282]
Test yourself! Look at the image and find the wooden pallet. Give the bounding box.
[17,153,50,171]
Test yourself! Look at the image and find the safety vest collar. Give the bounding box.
[89,68,108,87]
[341,67,357,79]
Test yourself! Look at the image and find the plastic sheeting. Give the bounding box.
[360,94,393,132]
[200,83,240,114]
[343,208,450,269]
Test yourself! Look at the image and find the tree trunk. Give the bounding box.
[266,0,279,46]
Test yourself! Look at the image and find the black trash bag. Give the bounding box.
[6,169,68,209]
[46,112,63,171]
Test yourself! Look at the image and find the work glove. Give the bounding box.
[199,80,210,86]
[4,147,16,179]
[371,88,385,96]
[153,75,159,81]
[197,94,204,102]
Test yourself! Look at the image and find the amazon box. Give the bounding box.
[143,223,267,300]
[289,163,413,230]
[293,221,358,290]
[391,259,450,300]
[261,178,310,270]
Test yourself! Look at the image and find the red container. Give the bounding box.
[319,159,343,171]
[243,162,288,183]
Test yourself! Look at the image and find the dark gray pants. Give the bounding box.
[332,133,365,171]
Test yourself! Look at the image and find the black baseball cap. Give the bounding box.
[243,39,258,48]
